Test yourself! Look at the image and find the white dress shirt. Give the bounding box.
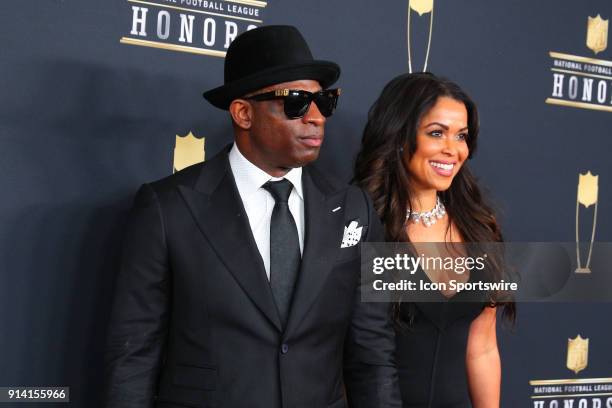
[228,143,305,280]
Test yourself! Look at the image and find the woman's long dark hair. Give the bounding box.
[354,72,515,322]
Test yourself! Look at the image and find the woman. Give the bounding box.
[354,72,515,407]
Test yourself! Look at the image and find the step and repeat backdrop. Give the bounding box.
[1,0,611,406]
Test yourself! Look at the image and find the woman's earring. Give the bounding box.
[399,147,404,152]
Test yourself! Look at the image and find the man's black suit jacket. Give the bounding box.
[104,148,401,408]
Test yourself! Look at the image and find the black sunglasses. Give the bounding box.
[245,88,341,119]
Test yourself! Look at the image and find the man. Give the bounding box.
[104,25,400,408]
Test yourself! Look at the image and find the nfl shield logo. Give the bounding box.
[409,0,433,16]
[587,15,608,54]
[577,171,598,208]
[174,132,205,173]
[566,335,589,374]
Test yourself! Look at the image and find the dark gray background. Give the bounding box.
[1,1,610,406]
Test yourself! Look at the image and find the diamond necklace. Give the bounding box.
[405,196,446,227]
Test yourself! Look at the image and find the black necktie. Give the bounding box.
[263,179,301,327]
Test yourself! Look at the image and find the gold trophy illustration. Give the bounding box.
[575,171,599,273]
[407,0,434,73]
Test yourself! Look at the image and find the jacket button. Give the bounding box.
[281,343,289,354]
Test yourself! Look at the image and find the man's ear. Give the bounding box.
[229,99,253,130]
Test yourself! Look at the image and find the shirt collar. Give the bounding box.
[229,143,303,200]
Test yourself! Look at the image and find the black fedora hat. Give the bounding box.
[203,25,340,110]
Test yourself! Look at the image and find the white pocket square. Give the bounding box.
[341,220,363,248]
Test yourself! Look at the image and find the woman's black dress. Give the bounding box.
[396,269,487,408]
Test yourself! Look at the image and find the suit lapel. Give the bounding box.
[177,151,282,332]
[285,167,346,335]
